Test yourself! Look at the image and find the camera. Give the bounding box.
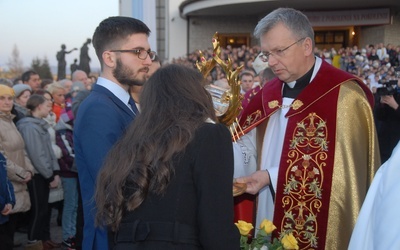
[376,80,398,96]
[376,67,400,96]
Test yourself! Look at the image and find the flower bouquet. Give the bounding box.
[235,219,299,250]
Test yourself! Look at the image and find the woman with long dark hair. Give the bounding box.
[95,64,240,249]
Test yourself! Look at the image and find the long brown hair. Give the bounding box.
[95,64,217,231]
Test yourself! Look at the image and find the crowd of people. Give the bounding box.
[0,7,399,250]
[0,69,93,250]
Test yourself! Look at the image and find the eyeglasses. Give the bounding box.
[259,37,306,62]
[110,49,157,61]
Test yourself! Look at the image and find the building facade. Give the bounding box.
[120,0,400,63]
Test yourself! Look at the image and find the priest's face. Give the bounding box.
[259,23,312,83]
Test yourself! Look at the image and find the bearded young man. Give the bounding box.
[74,16,155,250]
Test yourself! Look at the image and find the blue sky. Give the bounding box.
[0,0,119,72]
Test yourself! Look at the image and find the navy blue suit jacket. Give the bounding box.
[74,83,135,250]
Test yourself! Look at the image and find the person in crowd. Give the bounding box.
[59,79,74,94]
[55,112,78,249]
[374,79,400,163]
[74,16,154,250]
[57,80,84,249]
[71,86,90,118]
[0,152,16,250]
[376,42,388,61]
[12,84,32,117]
[368,49,380,62]
[21,70,42,92]
[241,56,275,110]
[0,78,13,87]
[95,64,240,249]
[251,53,269,87]
[233,8,380,249]
[0,84,34,248]
[47,82,66,122]
[17,94,61,250]
[40,79,53,90]
[72,70,92,91]
[239,70,255,94]
[34,89,63,162]
[63,81,84,120]
[69,81,86,98]
[35,89,64,247]
[89,75,98,85]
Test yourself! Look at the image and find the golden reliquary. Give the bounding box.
[196,32,246,197]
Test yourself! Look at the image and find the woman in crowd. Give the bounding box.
[47,82,66,122]
[34,89,64,248]
[55,106,78,249]
[17,94,61,250]
[95,64,239,249]
[0,84,34,248]
[12,83,32,118]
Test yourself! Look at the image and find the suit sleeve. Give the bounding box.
[74,99,129,185]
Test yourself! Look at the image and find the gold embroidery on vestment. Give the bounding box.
[242,110,262,130]
[268,100,303,110]
[280,112,328,249]
[268,100,279,109]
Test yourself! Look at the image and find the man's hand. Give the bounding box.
[235,170,270,195]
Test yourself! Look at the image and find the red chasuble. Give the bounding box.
[234,61,380,250]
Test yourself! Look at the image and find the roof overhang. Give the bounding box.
[180,0,400,19]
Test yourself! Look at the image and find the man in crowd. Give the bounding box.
[234,8,380,249]
[239,70,255,94]
[72,70,92,91]
[21,70,41,92]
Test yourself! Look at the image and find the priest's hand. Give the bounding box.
[235,170,270,195]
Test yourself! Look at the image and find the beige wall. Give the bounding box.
[360,14,400,47]
[188,16,258,53]
[166,0,188,61]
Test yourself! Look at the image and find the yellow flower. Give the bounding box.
[235,220,254,236]
[281,233,299,250]
[259,219,276,234]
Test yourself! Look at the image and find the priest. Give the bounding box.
[234,8,380,250]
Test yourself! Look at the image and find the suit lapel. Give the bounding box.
[92,84,136,118]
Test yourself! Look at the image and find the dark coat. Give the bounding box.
[110,123,240,250]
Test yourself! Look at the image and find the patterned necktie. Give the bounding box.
[128,97,138,114]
